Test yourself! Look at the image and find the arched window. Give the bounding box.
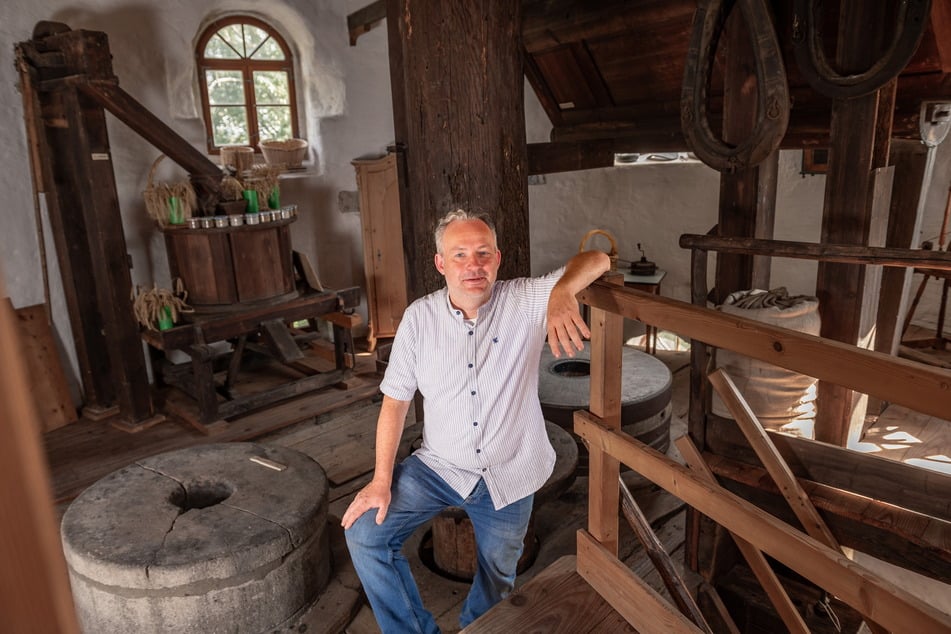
[196,16,299,153]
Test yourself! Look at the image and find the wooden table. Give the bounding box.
[142,288,360,432]
[623,270,666,354]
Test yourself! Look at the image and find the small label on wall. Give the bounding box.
[338,190,360,213]
[91,153,110,161]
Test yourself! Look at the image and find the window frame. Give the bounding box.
[196,16,300,154]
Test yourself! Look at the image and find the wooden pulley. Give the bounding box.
[792,0,931,100]
[680,0,790,174]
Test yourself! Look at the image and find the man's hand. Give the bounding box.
[547,285,590,358]
[341,479,392,529]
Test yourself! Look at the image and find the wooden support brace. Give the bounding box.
[577,530,704,633]
[261,318,305,363]
[619,476,713,633]
[708,368,892,634]
[575,412,951,633]
[676,435,809,634]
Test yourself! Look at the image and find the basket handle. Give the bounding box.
[579,229,619,269]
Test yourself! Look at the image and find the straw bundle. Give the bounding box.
[142,155,196,227]
[131,278,193,331]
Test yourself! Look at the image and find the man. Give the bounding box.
[342,209,611,632]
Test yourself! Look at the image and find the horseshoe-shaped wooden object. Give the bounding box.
[792,0,931,99]
[681,0,790,174]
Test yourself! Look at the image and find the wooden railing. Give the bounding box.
[575,277,951,632]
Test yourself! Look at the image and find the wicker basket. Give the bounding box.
[259,138,308,169]
[220,145,254,173]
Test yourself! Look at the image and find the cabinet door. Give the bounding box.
[354,154,408,345]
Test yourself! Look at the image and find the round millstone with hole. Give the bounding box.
[61,443,330,634]
[538,343,673,473]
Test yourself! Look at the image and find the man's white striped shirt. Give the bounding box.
[380,268,565,509]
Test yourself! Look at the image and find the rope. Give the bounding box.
[681,0,789,173]
[727,287,816,310]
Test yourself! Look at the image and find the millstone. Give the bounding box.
[538,343,673,467]
[61,442,330,634]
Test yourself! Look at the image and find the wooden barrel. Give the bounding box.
[163,217,297,314]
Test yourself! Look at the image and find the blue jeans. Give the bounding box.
[345,455,533,633]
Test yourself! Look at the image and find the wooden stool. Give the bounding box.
[430,422,578,580]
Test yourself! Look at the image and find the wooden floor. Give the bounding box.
[40,336,951,632]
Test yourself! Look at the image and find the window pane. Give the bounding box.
[218,24,246,57]
[211,106,249,146]
[243,25,270,58]
[204,34,240,59]
[251,37,285,60]
[206,70,246,105]
[253,71,290,104]
[257,106,292,141]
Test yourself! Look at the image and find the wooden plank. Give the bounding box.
[618,477,712,632]
[575,412,951,633]
[13,303,77,432]
[678,234,951,271]
[675,435,809,634]
[463,555,635,633]
[709,370,839,548]
[0,287,80,633]
[576,530,704,633]
[587,271,624,555]
[578,281,951,422]
[261,318,304,363]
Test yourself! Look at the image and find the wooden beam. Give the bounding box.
[386,0,529,299]
[619,477,713,633]
[877,139,937,356]
[709,370,839,547]
[703,447,951,585]
[575,413,951,633]
[678,235,951,271]
[0,292,80,633]
[578,281,951,422]
[676,436,809,634]
[347,1,386,46]
[576,530,704,634]
[587,271,624,555]
[814,0,895,447]
[708,370,891,634]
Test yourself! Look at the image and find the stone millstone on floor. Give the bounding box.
[60,442,331,633]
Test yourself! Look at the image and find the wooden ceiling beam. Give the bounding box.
[522,0,694,54]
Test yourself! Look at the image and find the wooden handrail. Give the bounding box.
[679,234,951,271]
[575,412,951,634]
[579,281,951,421]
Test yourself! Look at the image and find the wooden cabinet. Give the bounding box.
[353,153,408,351]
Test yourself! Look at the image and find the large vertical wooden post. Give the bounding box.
[19,27,155,426]
[814,1,894,446]
[385,0,530,300]
[713,11,779,303]
[876,137,942,357]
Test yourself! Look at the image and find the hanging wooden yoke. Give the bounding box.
[681,0,790,174]
[792,0,931,100]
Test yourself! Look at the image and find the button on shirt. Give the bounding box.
[380,268,565,510]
